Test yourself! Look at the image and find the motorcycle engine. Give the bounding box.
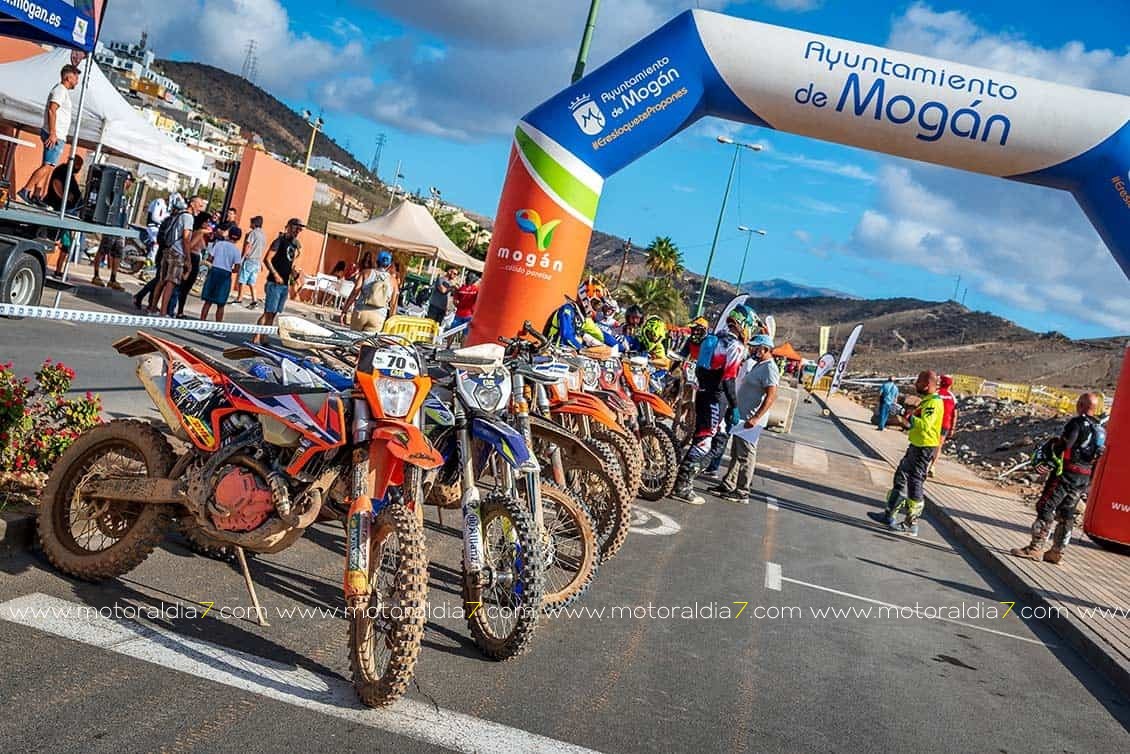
[211,465,276,532]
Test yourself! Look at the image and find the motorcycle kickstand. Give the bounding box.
[235,546,270,627]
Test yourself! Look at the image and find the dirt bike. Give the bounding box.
[38,319,442,708]
[593,354,679,501]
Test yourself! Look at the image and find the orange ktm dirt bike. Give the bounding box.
[37,325,442,708]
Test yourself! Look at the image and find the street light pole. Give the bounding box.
[302,110,324,173]
[735,225,767,291]
[571,0,602,83]
[695,136,762,317]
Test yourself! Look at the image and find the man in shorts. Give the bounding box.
[233,215,265,307]
[90,234,125,291]
[254,218,304,343]
[19,65,80,206]
[154,195,205,317]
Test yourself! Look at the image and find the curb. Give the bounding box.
[0,510,34,554]
[811,390,1130,699]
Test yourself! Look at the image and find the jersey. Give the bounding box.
[907,393,944,448]
[938,387,956,431]
[1062,414,1105,472]
[694,331,746,397]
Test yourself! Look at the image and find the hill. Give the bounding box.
[756,296,1125,393]
[154,60,369,176]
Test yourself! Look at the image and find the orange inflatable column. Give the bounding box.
[469,127,603,345]
[1084,348,1130,547]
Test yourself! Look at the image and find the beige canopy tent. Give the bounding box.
[322,200,484,273]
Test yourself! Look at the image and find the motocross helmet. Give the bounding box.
[376,250,393,268]
[625,304,645,327]
[688,316,709,344]
[726,305,755,343]
[639,315,668,350]
[578,277,608,317]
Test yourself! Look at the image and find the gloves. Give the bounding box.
[730,408,742,426]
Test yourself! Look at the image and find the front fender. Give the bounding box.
[633,390,675,419]
[561,391,625,433]
[528,414,604,471]
[373,420,444,470]
[471,415,532,469]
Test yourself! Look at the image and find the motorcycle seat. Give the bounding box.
[185,346,331,400]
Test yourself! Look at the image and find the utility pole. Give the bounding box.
[370,133,386,179]
[615,237,633,288]
[571,0,602,83]
[241,39,258,83]
[961,287,968,306]
[386,160,404,211]
[952,274,962,301]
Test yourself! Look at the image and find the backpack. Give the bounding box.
[364,269,393,309]
[1071,416,1106,465]
[157,210,186,250]
[696,333,720,370]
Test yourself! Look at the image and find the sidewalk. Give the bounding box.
[821,392,1130,697]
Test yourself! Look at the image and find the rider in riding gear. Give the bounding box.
[1011,393,1105,564]
[670,305,753,505]
[634,315,669,361]
[546,281,622,351]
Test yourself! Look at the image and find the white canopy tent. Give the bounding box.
[0,48,205,180]
[324,200,484,273]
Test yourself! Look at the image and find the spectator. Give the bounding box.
[217,207,237,235]
[134,192,185,310]
[878,371,943,537]
[146,194,168,227]
[389,258,403,313]
[232,215,265,308]
[427,267,458,323]
[200,226,242,322]
[877,376,899,431]
[254,218,304,344]
[931,374,958,476]
[1011,393,1104,565]
[43,154,83,212]
[153,195,204,317]
[90,234,125,291]
[341,250,394,334]
[709,334,779,504]
[451,271,479,330]
[175,211,213,318]
[18,65,80,206]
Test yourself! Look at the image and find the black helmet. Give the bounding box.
[625,304,644,322]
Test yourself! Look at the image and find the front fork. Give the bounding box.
[344,446,374,609]
[457,421,487,602]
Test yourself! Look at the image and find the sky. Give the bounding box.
[102,0,1130,338]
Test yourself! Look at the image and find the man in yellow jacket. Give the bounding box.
[881,370,943,537]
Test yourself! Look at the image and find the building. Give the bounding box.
[308,155,355,179]
[94,32,181,101]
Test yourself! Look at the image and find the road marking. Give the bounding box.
[0,593,601,754]
[628,504,682,536]
[759,464,780,474]
[764,562,782,591]
[792,444,828,473]
[765,496,779,511]
[777,576,1052,647]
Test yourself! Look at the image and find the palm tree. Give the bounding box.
[619,278,688,323]
[645,236,684,276]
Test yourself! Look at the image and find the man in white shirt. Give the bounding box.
[19,65,80,206]
[200,226,243,322]
[233,215,266,308]
[710,334,779,504]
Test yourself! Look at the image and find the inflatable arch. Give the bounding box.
[469,9,1130,345]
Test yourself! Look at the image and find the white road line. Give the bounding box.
[791,444,829,473]
[764,562,782,591]
[778,577,1052,647]
[759,464,780,474]
[628,504,682,536]
[0,593,601,754]
[765,496,779,511]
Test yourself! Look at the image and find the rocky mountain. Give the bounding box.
[739,278,858,299]
[154,60,370,177]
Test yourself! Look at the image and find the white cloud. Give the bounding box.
[831,4,1130,334]
[793,229,812,243]
[763,151,876,182]
[672,184,696,193]
[102,0,365,98]
[794,196,847,214]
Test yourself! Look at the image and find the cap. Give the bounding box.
[750,334,775,349]
[940,374,954,388]
[227,226,243,242]
[287,217,305,228]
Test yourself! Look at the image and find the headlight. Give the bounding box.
[377,379,417,418]
[457,370,511,413]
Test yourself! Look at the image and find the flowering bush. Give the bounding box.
[0,359,101,482]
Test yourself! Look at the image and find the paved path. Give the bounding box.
[1,377,1128,751]
[824,391,1130,696]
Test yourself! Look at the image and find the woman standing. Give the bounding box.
[341,250,395,333]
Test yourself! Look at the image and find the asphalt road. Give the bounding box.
[1,288,1129,752]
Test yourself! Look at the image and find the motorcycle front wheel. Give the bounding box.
[349,502,428,708]
[467,494,545,660]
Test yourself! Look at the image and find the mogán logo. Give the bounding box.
[515,209,561,251]
[569,93,606,136]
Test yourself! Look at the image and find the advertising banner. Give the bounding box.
[818,326,830,357]
[829,324,864,395]
[0,0,104,52]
